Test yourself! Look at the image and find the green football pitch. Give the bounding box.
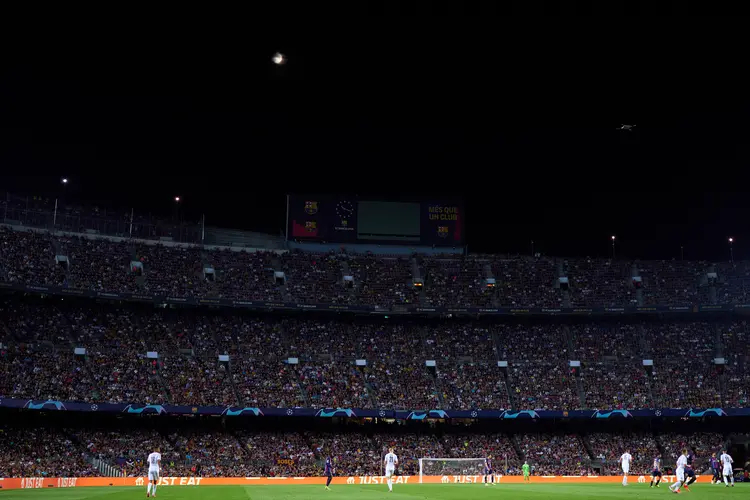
[0,484,744,500]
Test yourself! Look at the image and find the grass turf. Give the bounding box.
[0,483,745,500]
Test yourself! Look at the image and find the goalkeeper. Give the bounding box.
[522,461,530,481]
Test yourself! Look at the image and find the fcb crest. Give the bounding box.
[304,201,318,215]
[305,221,317,232]
[437,226,449,238]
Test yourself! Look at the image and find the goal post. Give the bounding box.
[418,458,490,483]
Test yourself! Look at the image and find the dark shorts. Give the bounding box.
[485,469,493,475]
[652,469,662,477]
[685,468,695,478]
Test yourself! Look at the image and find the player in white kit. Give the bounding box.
[146,448,161,497]
[618,450,632,486]
[669,449,688,494]
[720,449,734,487]
[384,448,398,492]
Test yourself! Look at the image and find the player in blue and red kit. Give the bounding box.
[710,453,721,484]
[484,456,495,486]
[650,456,662,487]
[683,449,697,490]
[324,455,334,490]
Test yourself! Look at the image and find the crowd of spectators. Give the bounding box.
[367,362,440,409]
[236,431,317,476]
[646,322,717,361]
[0,427,98,477]
[421,257,494,308]
[651,363,723,409]
[636,260,706,306]
[442,433,521,473]
[566,258,634,308]
[3,298,750,410]
[588,432,660,474]
[231,357,306,408]
[493,324,581,410]
[280,252,353,305]
[3,197,750,479]
[517,434,591,475]
[0,347,98,403]
[658,432,725,467]
[298,362,370,409]
[9,224,750,308]
[311,432,381,476]
[0,227,63,286]
[71,429,175,475]
[168,430,250,476]
[348,256,418,308]
[438,363,510,410]
[160,356,236,407]
[58,235,140,292]
[721,322,750,407]
[580,361,651,409]
[374,433,444,475]
[0,425,739,478]
[491,257,561,308]
[571,323,640,361]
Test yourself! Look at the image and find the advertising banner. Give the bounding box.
[1,398,747,420]
[0,474,708,489]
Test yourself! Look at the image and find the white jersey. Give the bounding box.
[147,452,161,472]
[620,452,632,472]
[384,452,398,470]
[676,454,687,472]
[720,453,733,473]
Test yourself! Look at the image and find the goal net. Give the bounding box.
[418,458,489,483]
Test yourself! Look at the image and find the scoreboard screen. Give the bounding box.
[287,195,464,246]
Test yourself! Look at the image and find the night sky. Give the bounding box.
[1,34,748,261]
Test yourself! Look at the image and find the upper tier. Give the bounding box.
[0,225,746,309]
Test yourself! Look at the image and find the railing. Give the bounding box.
[92,458,124,477]
[2,193,202,243]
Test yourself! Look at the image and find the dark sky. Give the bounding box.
[1,32,748,261]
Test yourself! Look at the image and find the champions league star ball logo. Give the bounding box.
[304,201,318,215]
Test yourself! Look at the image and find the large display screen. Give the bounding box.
[287,195,463,246]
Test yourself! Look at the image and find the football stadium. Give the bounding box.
[0,194,748,500]
[2,30,749,500]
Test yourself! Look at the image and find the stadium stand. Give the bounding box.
[3,223,750,310]
[1,296,750,411]
[0,417,741,478]
[1,206,750,481]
